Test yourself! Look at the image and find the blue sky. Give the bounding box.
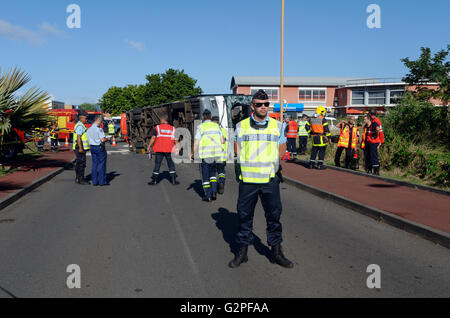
[1,0,449,105]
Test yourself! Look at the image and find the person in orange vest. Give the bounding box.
[366,109,385,175]
[146,114,179,185]
[285,115,299,159]
[334,116,359,169]
[305,106,331,170]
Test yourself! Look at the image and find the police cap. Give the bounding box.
[252,89,269,101]
[78,110,89,117]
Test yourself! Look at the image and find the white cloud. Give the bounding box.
[125,39,146,51]
[0,19,46,46]
[39,22,64,36]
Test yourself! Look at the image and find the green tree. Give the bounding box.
[99,69,202,114]
[401,45,450,105]
[79,103,99,112]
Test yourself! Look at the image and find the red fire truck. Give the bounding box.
[49,109,103,140]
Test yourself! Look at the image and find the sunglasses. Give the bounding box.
[253,102,270,108]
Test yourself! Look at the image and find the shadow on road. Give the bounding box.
[187,179,204,199]
[211,208,272,261]
[106,171,121,183]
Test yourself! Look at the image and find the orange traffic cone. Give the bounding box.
[65,136,69,147]
[112,136,117,147]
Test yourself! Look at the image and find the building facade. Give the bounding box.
[231,76,442,118]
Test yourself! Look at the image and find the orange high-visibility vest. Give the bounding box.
[361,127,368,150]
[286,121,298,138]
[367,117,384,144]
[338,125,358,149]
[310,116,325,135]
[153,124,176,153]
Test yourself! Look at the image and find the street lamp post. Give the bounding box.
[280,0,285,121]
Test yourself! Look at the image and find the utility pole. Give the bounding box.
[279,0,285,121]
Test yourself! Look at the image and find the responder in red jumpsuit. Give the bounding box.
[366,109,384,175]
[285,115,299,159]
[147,113,180,185]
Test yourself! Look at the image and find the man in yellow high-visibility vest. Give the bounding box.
[73,110,91,185]
[229,89,294,269]
[192,110,225,202]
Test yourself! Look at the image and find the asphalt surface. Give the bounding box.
[0,143,449,298]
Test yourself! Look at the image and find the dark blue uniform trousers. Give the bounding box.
[90,145,107,186]
[237,177,283,247]
[201,159,218,199]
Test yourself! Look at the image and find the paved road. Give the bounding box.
[0,144,449,298]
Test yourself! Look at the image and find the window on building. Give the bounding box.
[390,90,404,104]
[368,91,386,105]
[251,88,279,100]
[351,90,365,105]
[299,89,325,101]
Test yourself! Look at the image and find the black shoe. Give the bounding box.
[318,164,327,170]
[101,183,110,186]
[218,183,225,195]
[366,168,372,174]
[308,162,315,169]
[228,246,249,268]
[202,197,212,202]
[270,245,294,269]
[77,179,90,185]
[335,162,341,168]
[148,177,158,186]
[373,167,380,176]
[211,193,217,201]
[170,174,180,185]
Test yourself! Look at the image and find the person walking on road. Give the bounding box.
[285,115,299,159]
[366,109,384,175]
[191,110,224,202]
[213,116,228,195]
[306,106,331,170]
[87,115,111,187]
[73,110,91,185]
[229,89,293,269]
[334,116,359,169]
[147,114,180,186]
[297,114,309,155]
[49,122,59,152]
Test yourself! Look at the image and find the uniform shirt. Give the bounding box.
[86,124,106,146]
[195,120,223,140]
[234,114,287,145]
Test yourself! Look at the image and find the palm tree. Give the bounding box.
[0,67,51,160]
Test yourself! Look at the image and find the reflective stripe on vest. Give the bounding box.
[338,125,358,149]
[238,117,280,184]
[310,116,325,135]
[199,121,222,159]
[298,121,308,136]
[154,124,176,153]
[72,122,90,150]
[286,121,298,138]
[50,129,58,139]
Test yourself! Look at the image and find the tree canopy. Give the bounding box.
[99,69,202,115]
[401,45,449,105]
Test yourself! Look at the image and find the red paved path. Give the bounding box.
[0,149,74,200]
[282,161,450,234]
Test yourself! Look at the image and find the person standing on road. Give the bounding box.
[147,114,179,186]
[108,121,115,145]
[305,106,331,170]
[87,115,111,187]
[334,116,359,169]
[285,115,299,159]
[73,110,91,185]
[366,109,384,175]
[297,114,309,155]
[49,122,59,152]
[191,110,224,202]
[229,89,293,269]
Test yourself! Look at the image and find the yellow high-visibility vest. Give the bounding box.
[108,123,115,134]
[199,121,222,159]
[237,117,281,184]
[298,121,309,136]
[72,121,90,151]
